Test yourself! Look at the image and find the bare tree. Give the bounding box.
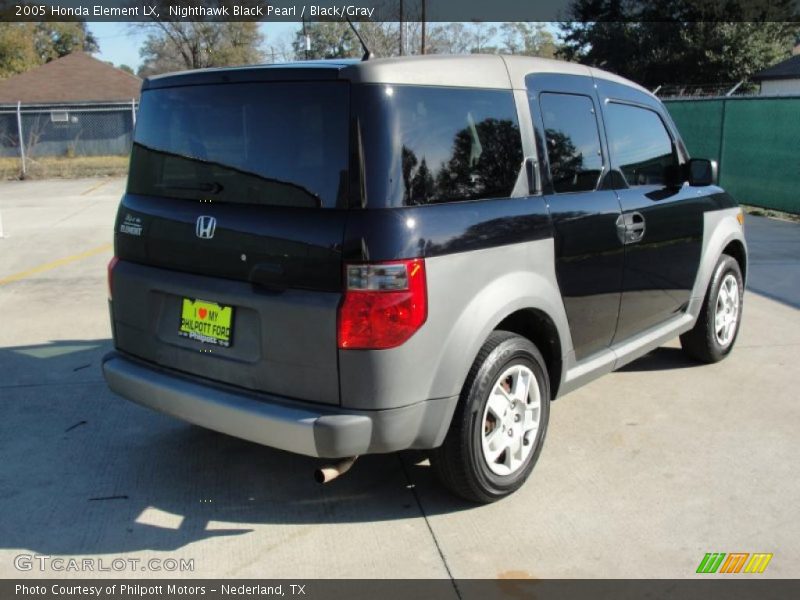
[470,23,499,53]
[135,22,264,77]
[427,23,473,54]
[294,20,560,61]
[264,30,295,64]
[500,23,558,58]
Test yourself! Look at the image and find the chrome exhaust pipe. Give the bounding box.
[314,456,358,484]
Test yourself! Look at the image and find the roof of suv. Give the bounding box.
[143,54,653,98]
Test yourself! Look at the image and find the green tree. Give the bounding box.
[0,24,38,78]
[137,22,264,77]
[35,22,99,62]
[0,22,99,79]
[558,0,798,87]
[117,64,135,75]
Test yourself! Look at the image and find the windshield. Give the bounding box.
[128,81,350,209]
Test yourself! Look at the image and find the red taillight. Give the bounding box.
[107,256,119,300]
[338,259,427,349]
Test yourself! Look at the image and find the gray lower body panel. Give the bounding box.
[102,352,457,459]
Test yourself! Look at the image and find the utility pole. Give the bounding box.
[398,0,403,56]
[420,0,426,55]
[16,101,26,179]
[302,16,310,60]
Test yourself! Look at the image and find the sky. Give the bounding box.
[92,22,299,70]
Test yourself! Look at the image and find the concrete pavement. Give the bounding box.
[0,179,798,579]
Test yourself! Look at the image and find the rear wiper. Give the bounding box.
[155,181,224,194]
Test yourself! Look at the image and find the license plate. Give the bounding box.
[178,298,234,347]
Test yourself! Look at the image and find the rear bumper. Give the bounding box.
[102,352,458,459]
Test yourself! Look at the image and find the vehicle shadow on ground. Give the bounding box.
[0,339,472,557]
[746,277,800,310]
[0,333,737,557]
[744,216,800,310]
[616,347,701,372]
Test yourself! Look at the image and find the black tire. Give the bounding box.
[680,254,744,363]
[430,331,550,503]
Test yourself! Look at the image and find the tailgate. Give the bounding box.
[111,194,346,406]
[111,258,341,405]
[110,79,352,406]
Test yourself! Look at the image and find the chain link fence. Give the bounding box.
[0,101,137,178]
[655,81,760,99]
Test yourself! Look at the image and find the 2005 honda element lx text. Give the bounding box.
[103,55,747,502]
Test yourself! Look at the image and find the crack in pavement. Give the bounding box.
[397,454,462,599]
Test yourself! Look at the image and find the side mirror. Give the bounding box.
[686,158,718,186]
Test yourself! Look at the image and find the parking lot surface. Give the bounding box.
[1,178,798,579]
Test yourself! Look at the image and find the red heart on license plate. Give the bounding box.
[198,308,208,319]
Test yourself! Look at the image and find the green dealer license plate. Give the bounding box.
[178,298,234,347]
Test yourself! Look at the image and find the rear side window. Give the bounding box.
[604,103,676,187]
[355,85,523,206]
[538,93,603,194]
[128,82,349,208]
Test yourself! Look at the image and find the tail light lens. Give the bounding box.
[338,259,427,349]
[107,256,119,300]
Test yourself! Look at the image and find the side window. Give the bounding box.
[538,93,603,194]
[398,87,522,205]
[355,85,524,206]
[604,103,677,187]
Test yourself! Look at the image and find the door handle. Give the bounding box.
[525,157,541,195]
[628,212,646,240]
[616,212,646,245]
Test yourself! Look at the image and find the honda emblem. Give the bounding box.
[195,216,216,239]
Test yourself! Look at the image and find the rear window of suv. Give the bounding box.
[128,82,349,209]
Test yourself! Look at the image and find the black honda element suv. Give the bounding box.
[104,55,746,503]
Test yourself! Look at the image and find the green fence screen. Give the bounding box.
[665,96,800,214]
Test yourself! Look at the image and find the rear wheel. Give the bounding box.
[431,331,550,503]
[680,254,744,363]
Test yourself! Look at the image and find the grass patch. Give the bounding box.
[743,204,800,224]
[0,156,129,180]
